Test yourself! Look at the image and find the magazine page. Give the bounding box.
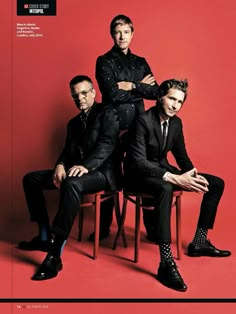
[1,0,236,313]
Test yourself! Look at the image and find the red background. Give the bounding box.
[1,0,236,312]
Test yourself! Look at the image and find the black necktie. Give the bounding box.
[162,121,168,150]
[80,111,87,130]
[78,111,88,160]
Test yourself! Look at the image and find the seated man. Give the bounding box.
[18,75,120,280]
[125,78,231,292]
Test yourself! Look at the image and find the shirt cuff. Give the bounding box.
[162,172,171,181]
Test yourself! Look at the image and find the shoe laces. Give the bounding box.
[165,260,183,279]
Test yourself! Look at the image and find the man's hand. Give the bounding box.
[117,74,156,91]
[167,168,209,193]
[117,81,133,91]
[53,164,67,188]
[141,74,156,86]
[67,165,88,177]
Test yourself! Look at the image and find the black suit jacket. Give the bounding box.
[125,106,194,179]
[96,46,159,129]
[56,102,120,190]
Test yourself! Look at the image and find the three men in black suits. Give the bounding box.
[96,14,159,238]
[125,79,231,291]
[19,75,120,280]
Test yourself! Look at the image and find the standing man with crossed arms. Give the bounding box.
[95,14,159,240]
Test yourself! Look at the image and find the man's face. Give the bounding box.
[71,81,96,112]
[159,88,185,120]
[112,23,133,53]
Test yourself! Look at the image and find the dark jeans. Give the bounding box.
[125,173,224,244]
[23,169,112,239]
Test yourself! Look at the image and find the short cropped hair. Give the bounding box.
[69,75,93,89]
[110,14,134,36]
[157,79,188,103]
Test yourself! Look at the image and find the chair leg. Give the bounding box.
[134,196,141,263]
[78,207,84,242]
[113,192,128,248]
[113,196,128,250]
[94,194,101,259]
[176,195,182,260]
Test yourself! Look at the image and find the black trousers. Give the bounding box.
[23,169,113,239]
[126,173,224,244]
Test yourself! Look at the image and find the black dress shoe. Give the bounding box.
[156,260,187,292]
[31,254,63,281]
[188,240,231,257]
[18,236,53,252]
[88,230,110,242]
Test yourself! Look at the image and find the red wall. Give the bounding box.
[1,0,236,232]
[1,1,12,228]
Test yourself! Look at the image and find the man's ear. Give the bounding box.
[92,88,96,97]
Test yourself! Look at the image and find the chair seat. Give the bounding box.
[80,190,117,207]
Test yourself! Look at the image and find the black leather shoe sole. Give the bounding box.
[188,242,231,258]
[188,251,231,257]
[31,264,63,281]
[31,256,63,281]
[157,274,187,292]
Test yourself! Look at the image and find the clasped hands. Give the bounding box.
[53,164,88,188]
[174,168,209,193]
